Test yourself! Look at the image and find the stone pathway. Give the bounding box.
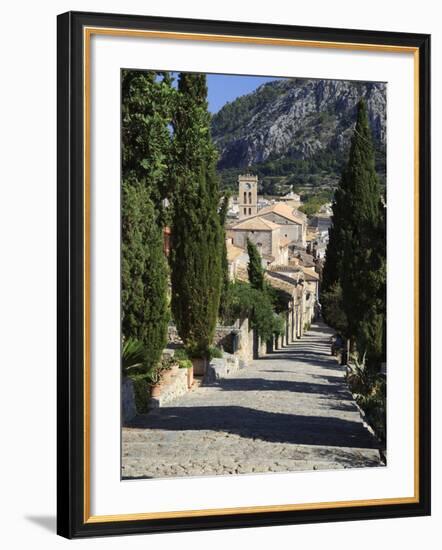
[122,322,383,478]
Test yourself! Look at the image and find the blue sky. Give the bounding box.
[206,74,281,113]
[166,72,283,113]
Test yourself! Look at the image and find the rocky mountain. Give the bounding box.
[211,78,386,185]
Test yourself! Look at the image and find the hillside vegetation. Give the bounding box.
[211,78,386,195]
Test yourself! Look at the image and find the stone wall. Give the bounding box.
[168,317,266,366]
[260,213,302,243]
[235,317,254,364]
[149,367,188,408]
[168,324,239,354]
[205,353,242,383]
[232,228,273,257]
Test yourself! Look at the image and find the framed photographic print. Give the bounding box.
[57,10,431,538]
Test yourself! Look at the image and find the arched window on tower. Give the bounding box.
[243,191,247,203]
[249,191,252,203]
[249,208,251,215]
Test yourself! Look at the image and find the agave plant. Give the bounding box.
[121,338,146,375]
[345,353,373,395]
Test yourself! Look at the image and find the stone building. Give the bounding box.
[254,202,307,246]
[238,174,258,219]
[226,238,248,280]
[228,216,289,267]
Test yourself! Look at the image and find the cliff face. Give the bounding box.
[211,78,386,171]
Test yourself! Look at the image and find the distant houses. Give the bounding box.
[224,174,326,336]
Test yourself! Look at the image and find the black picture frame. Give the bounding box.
[57,10,431,539]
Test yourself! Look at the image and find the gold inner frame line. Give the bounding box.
[83,26,420,524]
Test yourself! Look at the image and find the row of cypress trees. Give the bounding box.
[321,99,386,369]
[121,70,226,369]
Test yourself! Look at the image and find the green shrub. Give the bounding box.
[173,348,189,361]
[355,379,386,442]
[272,314,285,336]
[208,346,223,360]
[128,373,151,413]
[222,282,276,341]
[178,359,193,369]
[346,355,386,442]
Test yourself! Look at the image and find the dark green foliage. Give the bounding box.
[208,346,224,359]
[272,314,286,337]
[173,347,193,369]
[211,81,280,141]
[223,282,278,342]
[355,379,386,442]
[339,101,385,364]
[219,194,230,318]
[121,70,174,213]
[121,179,169,370]
[128,373,151,413]
[247,239,266,291]
[169,73,223,357]
[266,285,292,314]
[121,338,146,375]
[321,282,348,336]
[298,189,334,216]
[322,100,386,369]
[121,69,172,370]
[346,357,386,442]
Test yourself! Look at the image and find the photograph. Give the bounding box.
[120,70,387,480]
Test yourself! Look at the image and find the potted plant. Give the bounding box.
[149,355,179,397]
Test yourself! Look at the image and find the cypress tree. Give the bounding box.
[121,177,169,369]
[122,70,173,210]
[219,194,230,319]
[247,239,265,291]
[323,99,385,366]
[340,100,385,363]
[321,182,348,333]
[121,70,171,369]
[169,73,223,355]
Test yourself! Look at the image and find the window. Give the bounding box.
[249,208,251,215]
[244,208,247,215]
[243,192,247,203]
[249,191,252,203]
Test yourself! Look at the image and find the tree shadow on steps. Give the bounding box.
[128,405,379,450]
[208,377,350,398]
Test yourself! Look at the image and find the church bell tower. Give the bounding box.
[238,174,258,219]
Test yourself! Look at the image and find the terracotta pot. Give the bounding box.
[191,357,207,376]
[161,364,179,385]
[151,383,162,398]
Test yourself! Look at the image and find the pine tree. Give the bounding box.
[121,70,171,369]
[247,239,265,291]
[169,73,223,356]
